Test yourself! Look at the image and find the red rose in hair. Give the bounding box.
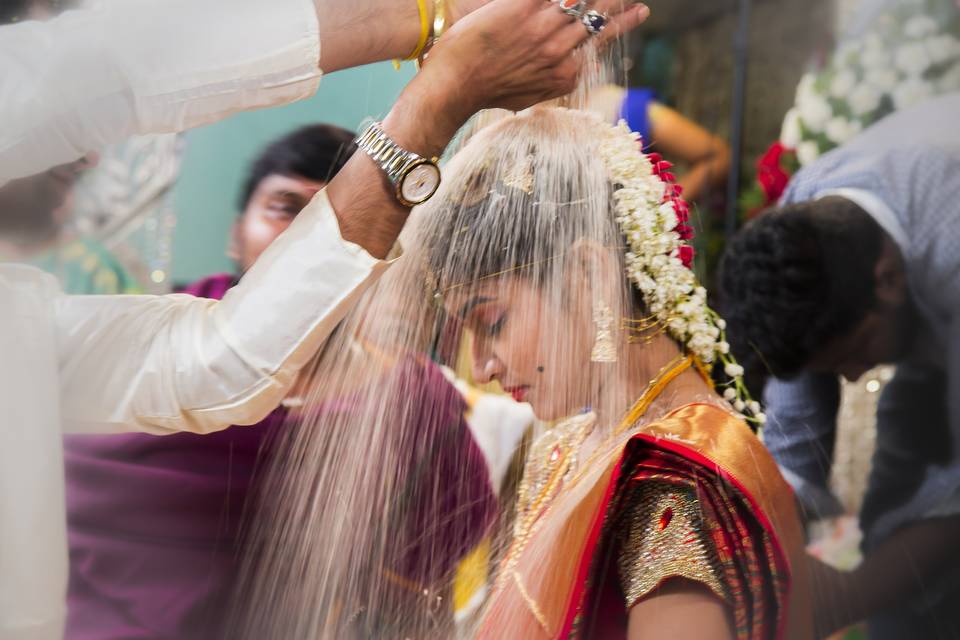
[677,245,695,269]
[645,146,696,268]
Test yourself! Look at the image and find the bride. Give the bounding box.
[236,107,811,639]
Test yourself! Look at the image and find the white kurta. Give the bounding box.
[0,1,399,638]
[0,0,322,185]
[1,192,396,639]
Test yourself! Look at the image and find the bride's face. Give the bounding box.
[446,276,594,421]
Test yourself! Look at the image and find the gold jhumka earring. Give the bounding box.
[591,300,617,363]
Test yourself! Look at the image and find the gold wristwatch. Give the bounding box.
[355,122,441,207]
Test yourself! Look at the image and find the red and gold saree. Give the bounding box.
[477,403,812,639]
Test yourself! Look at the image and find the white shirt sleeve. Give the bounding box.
[56,189,398,435]
[0,0,322,185]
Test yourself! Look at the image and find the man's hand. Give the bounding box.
[448,0,650,48]
[314,0,647,74]
[807,516,960,637]
[422,0,649,117]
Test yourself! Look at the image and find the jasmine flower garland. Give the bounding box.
[597,117,766,425]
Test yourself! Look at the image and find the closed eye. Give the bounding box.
[483,314,506,337]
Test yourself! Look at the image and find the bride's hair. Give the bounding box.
[424,107,629,302]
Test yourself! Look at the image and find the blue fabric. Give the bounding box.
[762,372,843,518]
[619,87,657,147]
[763,93,960,548]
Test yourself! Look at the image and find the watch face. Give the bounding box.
[400,162,441,205]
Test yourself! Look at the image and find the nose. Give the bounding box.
[470,333,504,384]
[472,355,504,385]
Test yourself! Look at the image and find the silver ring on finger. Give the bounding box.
[581,9,608,35]
[556,0,586,19]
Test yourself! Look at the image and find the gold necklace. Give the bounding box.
[503,354,697,573]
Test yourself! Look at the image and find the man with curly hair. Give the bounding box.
[719,92,960,638]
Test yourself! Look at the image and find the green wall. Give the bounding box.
[171,62,415,283]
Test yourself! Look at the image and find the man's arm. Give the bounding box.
[0,0,650,186]
[809,515,960,637]
[763,372,845,519]
[54,0,651,434]
[55,190,382,434]
[0,0,326,184]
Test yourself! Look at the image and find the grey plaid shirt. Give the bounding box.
[762,93,960,547]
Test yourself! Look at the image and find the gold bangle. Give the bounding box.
[392,0,432,69]
[414,0,447,69]
[432,0,447,41]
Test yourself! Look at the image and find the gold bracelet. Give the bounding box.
[393,0,432,69]
[432,0,447,41]
[415,0,447,68]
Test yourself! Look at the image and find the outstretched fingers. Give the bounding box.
[547,0,650,55]
[595,1,650,44]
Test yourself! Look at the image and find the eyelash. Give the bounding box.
[484,315,505,337]
[268,202,299,215]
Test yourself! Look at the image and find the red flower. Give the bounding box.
[756,142,792,205]
[647,149,696,268]
[676,224,695,241]
[678,245,695,269]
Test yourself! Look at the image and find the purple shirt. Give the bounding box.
[65,274,286,639]
[64,274,497,639]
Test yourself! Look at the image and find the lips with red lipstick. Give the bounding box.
[503,385,530,403]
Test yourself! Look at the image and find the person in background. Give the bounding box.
[227,124,358,284]
[0,147,140,294]
[718,93,960,638]
[588,84,730,202]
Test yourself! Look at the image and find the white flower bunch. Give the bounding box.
[782,0,960,165]
[597,118,765,425]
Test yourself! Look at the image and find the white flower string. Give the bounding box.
[597,118,766,425]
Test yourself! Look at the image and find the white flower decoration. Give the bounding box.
[904,14,938,38]
[864,68,900,94]
[849,83,882,117]
[860,35,888,70]
[780,108,803,148]
[796,140,821,167]
[926,35,958,65]
[895,42,933,76]
[825,116,856,145]
[797,94,832,134]
[830,70,857,98]
[724,363,744,378]
[892,77,934,110]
